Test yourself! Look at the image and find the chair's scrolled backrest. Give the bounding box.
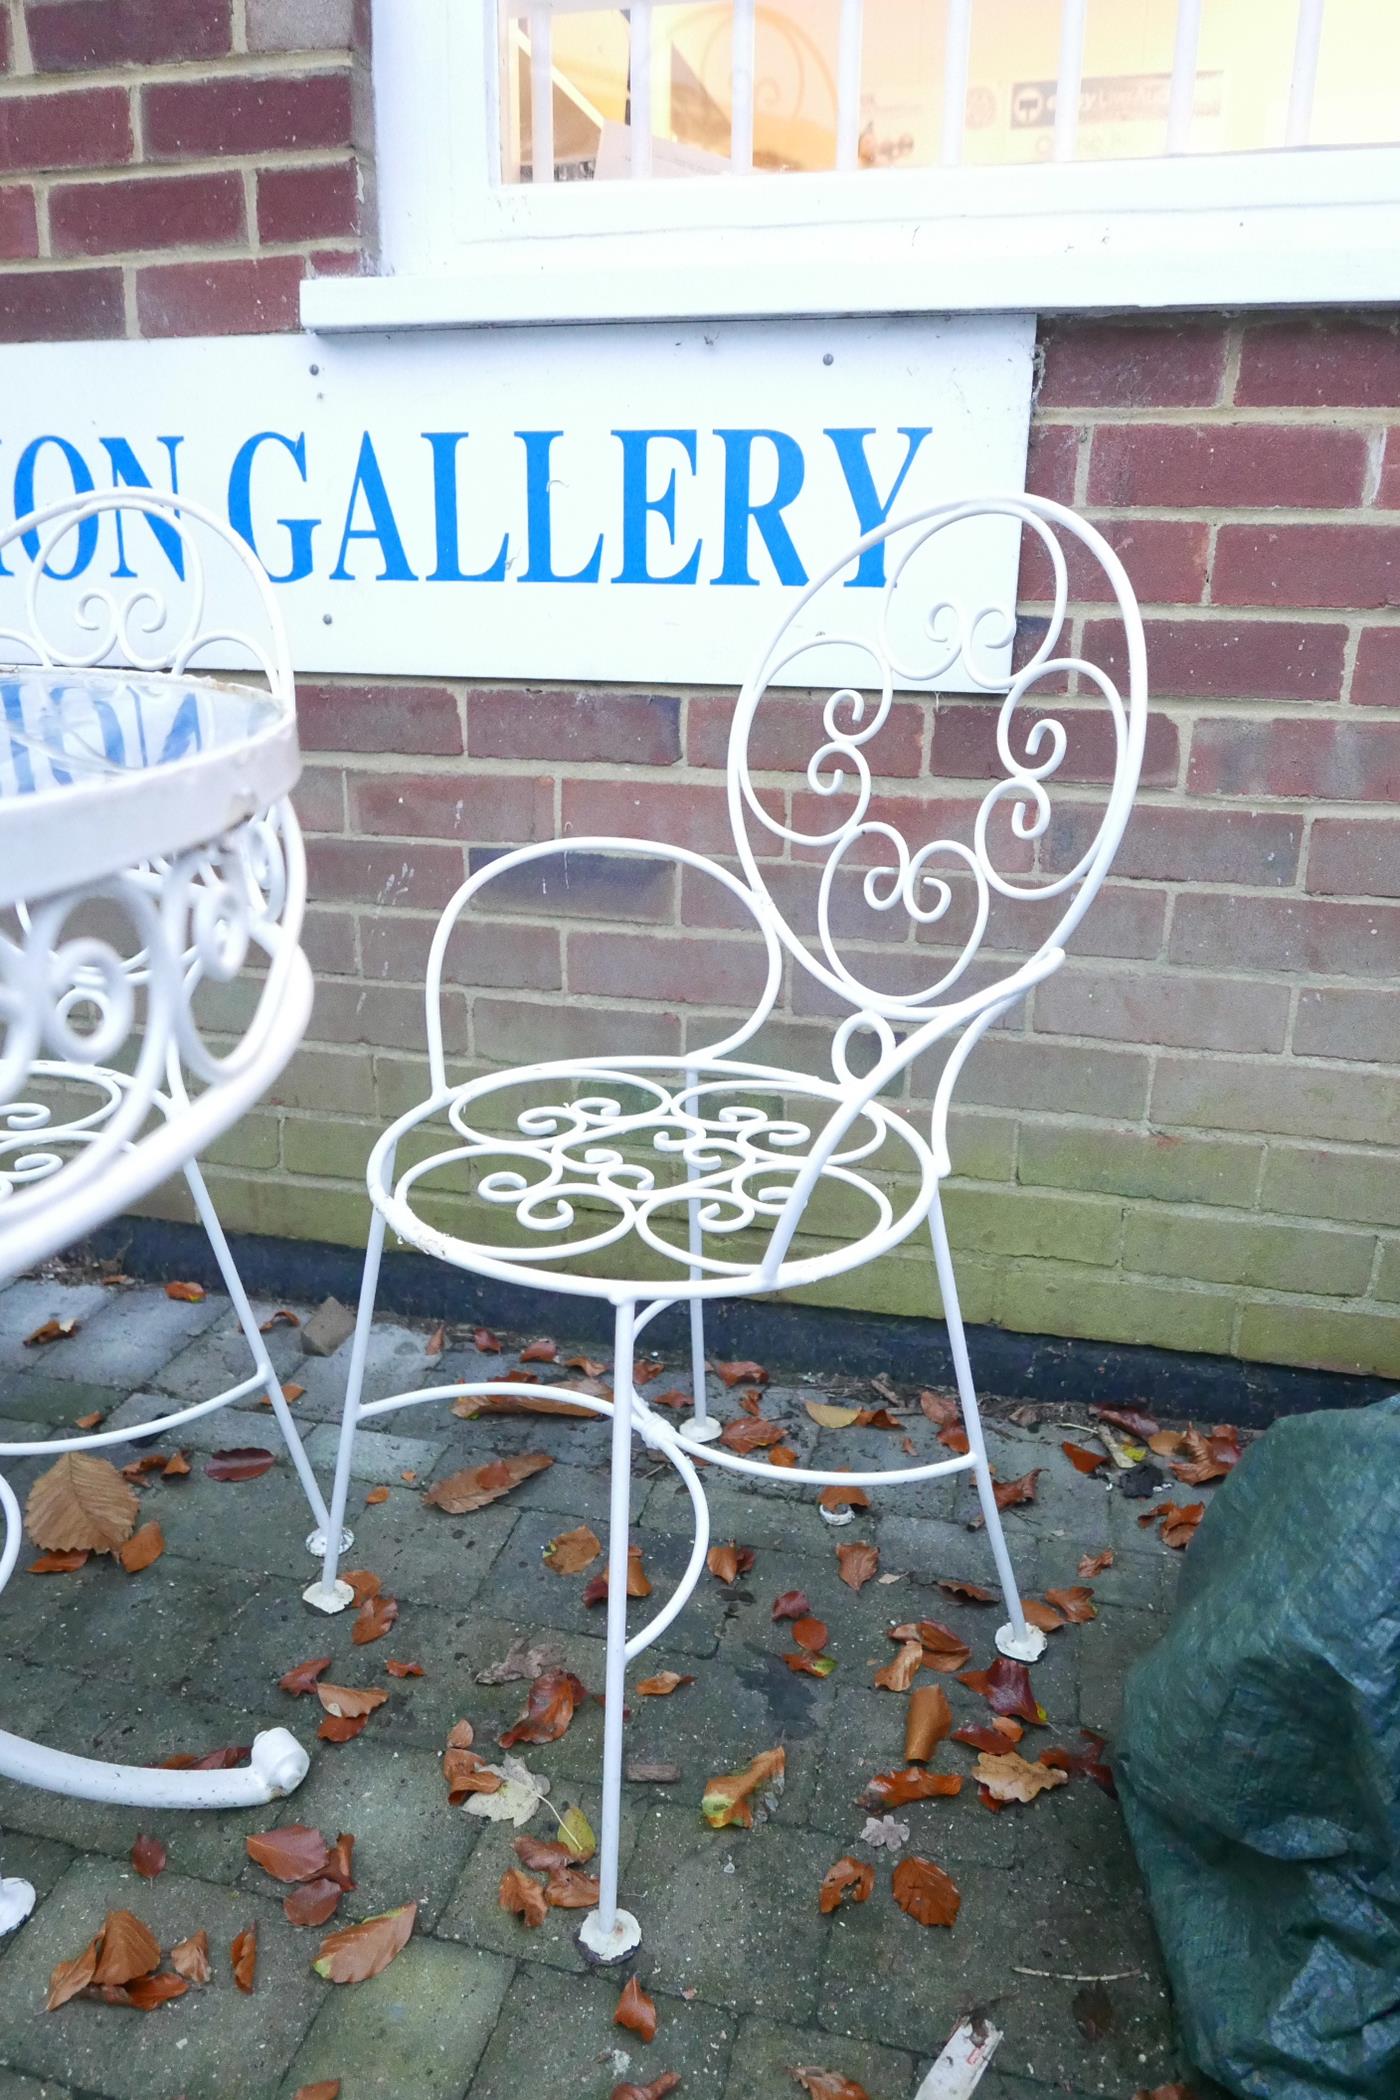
[726,494,1147,1077]
[0,487,293,702]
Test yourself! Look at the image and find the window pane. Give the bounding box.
[498,1,1400,183]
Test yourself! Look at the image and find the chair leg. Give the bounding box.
[180,1156,331,1540]
[681,1070,720,1444]
[927,1190,1045,1664]
[579,1297,643,1962]
[302,1203,388,1616]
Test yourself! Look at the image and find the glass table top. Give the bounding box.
[0,667,286,804]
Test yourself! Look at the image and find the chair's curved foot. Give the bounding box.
[305,1525,354,1558]
[250,1727,312,1797]
[577,1907,642,1963]
[0,1724,308,1808]
[681,1413,723,1445]
[303,1576,356,1615]
[995,1620,1048,1663]
[0,1879,35,1935]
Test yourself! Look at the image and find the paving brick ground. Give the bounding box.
[0,1274,1220,2100]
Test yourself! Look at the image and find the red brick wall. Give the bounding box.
[2,9,1399,1378]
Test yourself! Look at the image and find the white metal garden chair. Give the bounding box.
[309,494,1146,1961]
[0,488,333,1552]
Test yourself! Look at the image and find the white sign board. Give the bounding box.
[0,316,1033,691]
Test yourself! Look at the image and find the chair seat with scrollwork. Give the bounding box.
[311,493,1147,1968]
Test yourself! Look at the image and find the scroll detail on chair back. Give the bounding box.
[310,494,1147,1964]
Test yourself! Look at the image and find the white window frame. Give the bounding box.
[301,0,1400,332]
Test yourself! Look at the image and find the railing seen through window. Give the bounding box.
[502,0,1399,185]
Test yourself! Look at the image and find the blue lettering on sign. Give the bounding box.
[228,431,318,582]
[330,433,416,582]
[0,423,943,592]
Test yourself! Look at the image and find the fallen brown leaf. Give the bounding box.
[719,1416,785,1454]
[565,1354,609,1379]
[791,2071,873,2100]
[818,1484,870,1514]
[499,1668,589,1748]
[1039,1729,1117,1796]
[615,1973,658,2041]
[165,1281,206,1302]
[904,1685,953,1764]
[873,1641,922,1692]
[792,1616,829,1655]
[313,1902,416,1982]
[952,1719,1024,1753]
[937,1425,971,1455]
[259,1308,300,1332]
[957,1658,1047,1725]
[992,1468,1042,1512]
[105,1972,190,2010]
[385,1658,424,1679]
[29,1549,89,1574]
[116,1522,164,1575]
[316,1683,389,1720]
[1045,1585,1096,1622]
[424,1453,553,1513]
[1094,1404,1159,1439]
[583,1545,652,1605]
[818,1857,873,1915]
[498,1865,547,1928]
[935,1578,995,1603]
[768,1445,799,1468]
[425,1321,446,1357]
[169,1929,210,1983]
[862,1768,963,1809]
[91,1910,165,1986]
[543,1865,600,1909]
[46,1937,99,2011]
[130,1834,165,1880]
[918,1390,959,1426]
[473,1326,502,1352]
[26,1452,137,1552]
[772,1590,812,1621]
[74,1410,104,1431]
[519,1337,558,1363]
[1161,1501,1206,1549]
[352,1594,398,1645]
[364,1486,389,1506]
[835,1541,879,1591]
[342,1569,381,1603]
[25,1317,79,1346]
[611,2076,682,2100]
[975,1750,1068,1803]
[205,1448,276,1482]
[893,1619,972,1673]
[247,1825,331,1885]
[544,1524,601,1574]
[1061,1440,1109,1475]
[707,1542,757,1584]
[701,1746,786,1829]
[293,2085,342,2100]
[712,1359,768,1386]
[284,1878,344,1928]
[280,1656,332,1696]
[231,1925,257,1993]
[637,1671,694,1697]
[1171,1425,1243,1486]
[1078,1550,1114,1577]
[1023,1600,1065,1634]
[892,1855,960,1927]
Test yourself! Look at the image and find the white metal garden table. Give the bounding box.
[0,659,317,1930]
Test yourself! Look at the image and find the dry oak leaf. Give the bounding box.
[904,1685,953,1764]
[231,1925,257,1994]
[165,1280,206,1302]
[791,2072,872,2100]
[1061,1440,1109,1475]
[205,1447,276,1482]
[701,1745,786,1829]
[130,1834,166,1880]
[974,1750,1069,1803]
[313,1902,416,1983]
[1045,1584,1096,1622]
[544,1524,601,1575]
[352,1594,398,1645]
[116,1522,164,1575]
[498,1865,548,1929]
[543,1865,600,1909]
[26,1452,138,1553]
[637,1671,694,1697]
[29,1549,89,1574]
[1171,1425,1243,1486]
[992,1468,1042,1512]
[935,1578,995,1603]
[836,1541,879,1591]
[499,1668,589,1749]
[874,1642,923,1692]
[891,1855,961,1929]
[957,1657,1047,1725]
[316,1683,389,1721]
[169,1930,211,1984]
[713,1359,768,1387]
[246,1825,331,1884]
[280,1656,332,1696]
[285,1879,344,1928]
[863,1768,963,1809]
[583,1545,652,1605]
[719,1416,785,1455]
[707,1541,757,1584]
[616,1973,658,2041]
[1078,1550,1115,1577]
[1160,1501,1206,1549]
[818,1857,874,1915]
[772,1590,812,1622]
[25,1316,79,1346]
[612,2078,682,2100]
[423,1452,553,1513]
[818,1483,870,1514]
[443,1740,502,1805]
[1039,1728,1117,1797]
